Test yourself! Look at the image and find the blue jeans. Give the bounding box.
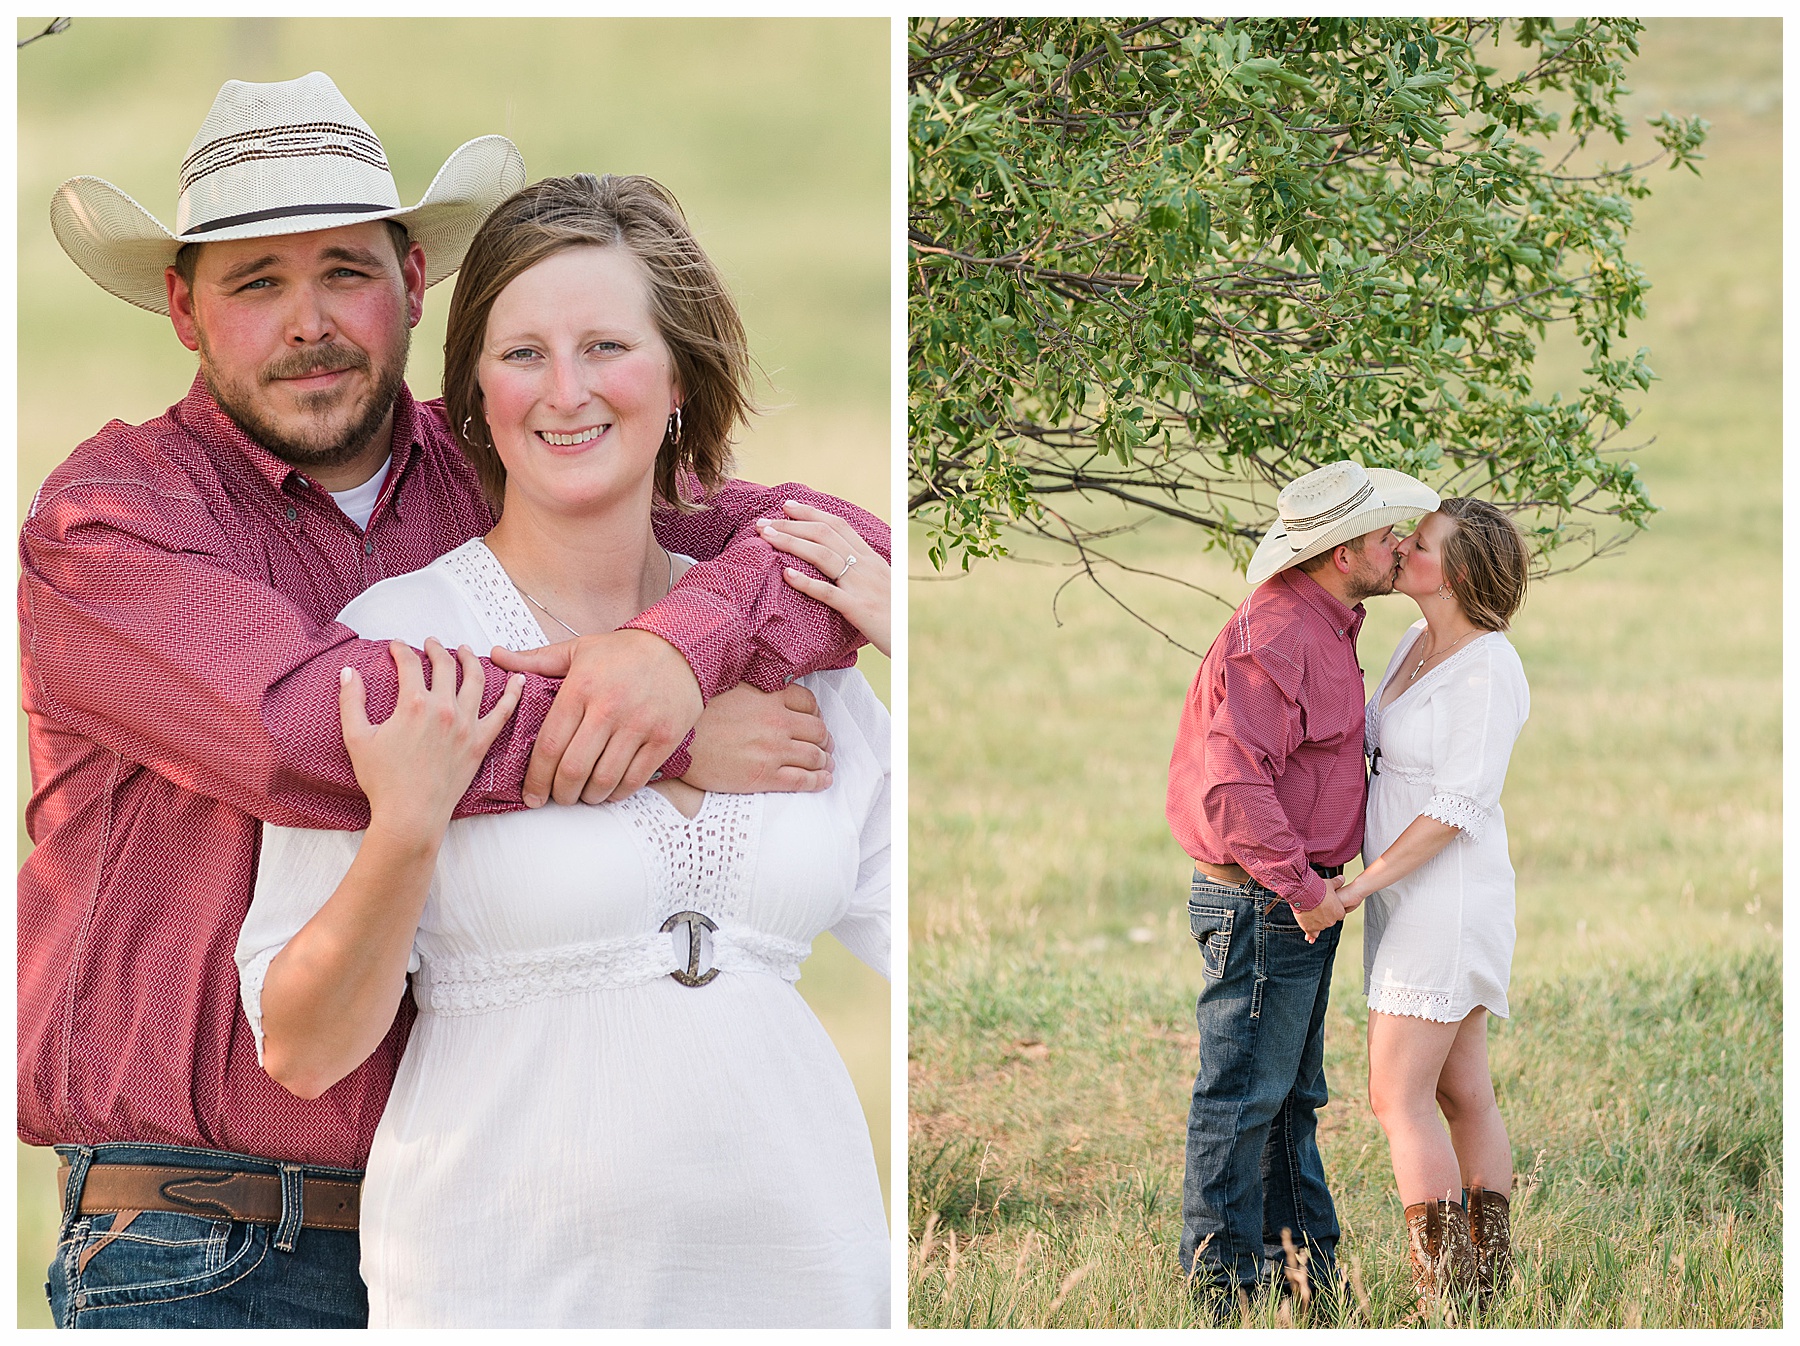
[47,1143,367,1329]
[1180,873,1341,1297]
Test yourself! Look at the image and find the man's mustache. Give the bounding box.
[263,343,370,384]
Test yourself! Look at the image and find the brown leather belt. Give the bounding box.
[1194,860,1345,886]
[58,1163,360,1232]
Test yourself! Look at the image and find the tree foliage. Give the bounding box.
[908,17,1707,582]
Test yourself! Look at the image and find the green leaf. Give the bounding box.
[908,16,1675,574]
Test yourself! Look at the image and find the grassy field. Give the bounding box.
[908,19,1780,1328]
[16,17,890,1325]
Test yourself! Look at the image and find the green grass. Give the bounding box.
[909,949,1778,1328]
[908,17,1780,1328]
[16,17,890,1326]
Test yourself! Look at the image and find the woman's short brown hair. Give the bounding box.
[442,173,753,510]
[1436,497,1530,631]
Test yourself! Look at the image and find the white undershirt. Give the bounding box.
[328,456,391,531]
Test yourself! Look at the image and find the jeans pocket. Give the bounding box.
[1188,904,1235,980]
[60,1211,267,1314]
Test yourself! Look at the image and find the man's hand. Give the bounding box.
[683,683,835,794]
[1293,876,1348,944]
[490,629,703,806]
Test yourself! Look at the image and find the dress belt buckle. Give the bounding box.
[661,910,720,987]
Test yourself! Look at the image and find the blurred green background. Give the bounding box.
[909,17,1780,1327]
[17,17,890,1325]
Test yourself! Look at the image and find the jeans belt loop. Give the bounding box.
[58,1148,95,1241]
[273,1163,304,1254]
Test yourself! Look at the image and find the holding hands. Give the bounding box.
[1294,874,1366,944]
[758,500,892,658]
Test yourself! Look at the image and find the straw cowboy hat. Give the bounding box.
[1245,460,1440,585]
[50,71,526,315]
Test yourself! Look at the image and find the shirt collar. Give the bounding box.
[174,373,423,497]
[1279,567,1366,641]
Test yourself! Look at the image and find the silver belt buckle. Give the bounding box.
[660,910,720,987]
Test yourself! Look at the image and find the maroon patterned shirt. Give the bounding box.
[1166,568,1369,913]
[19,377,889,1167]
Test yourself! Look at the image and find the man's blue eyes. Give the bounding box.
[237,268,364,291]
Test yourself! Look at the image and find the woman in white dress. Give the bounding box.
[234,175,890,1327]
[1331,498,1530,1307]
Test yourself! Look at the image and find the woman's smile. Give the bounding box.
[536,424,610,449]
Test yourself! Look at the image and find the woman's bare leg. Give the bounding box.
[1435,1009,1512,1194]
[1366,1011,1464,1205]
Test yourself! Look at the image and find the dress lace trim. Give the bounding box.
[1366,983,1458,1022]
[1377,760,1434,785]
[1423,790,1487,842]
[437,538,549,651]
[615,789,760,927]
[413,925,811,1016]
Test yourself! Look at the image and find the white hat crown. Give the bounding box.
[176,74,401,237]
[1273,461,1380,552]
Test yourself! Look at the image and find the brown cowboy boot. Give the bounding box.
[1466,1186,1513,1306]
[1404,1198,1477,1303]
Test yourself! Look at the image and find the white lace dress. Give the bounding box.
[1361,621,1529,1023]
[235,539,890,1327]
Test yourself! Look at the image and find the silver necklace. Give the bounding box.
[1408,627,1478,682]
[513,548,676,639]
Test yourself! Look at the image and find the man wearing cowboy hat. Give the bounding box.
[1165,460,1438,1312]
[21,72,889,1328]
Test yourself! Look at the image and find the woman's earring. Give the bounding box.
[461,416,480,447]
[667,406,683,446]
[1437,583,1452,601]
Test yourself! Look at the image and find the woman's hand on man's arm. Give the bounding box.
[758,500,892,658]
[260,640,522,1100]
[631,478,891,698]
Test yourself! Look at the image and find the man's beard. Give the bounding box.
[200,328,408,471]
[1345,557,1400,604]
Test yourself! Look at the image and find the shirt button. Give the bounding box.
[363,537,374,555]
[285,506,297,522]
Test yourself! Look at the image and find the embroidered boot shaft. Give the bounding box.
[1404,1198,1477,1303]
[1466,1186,1513,1305]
